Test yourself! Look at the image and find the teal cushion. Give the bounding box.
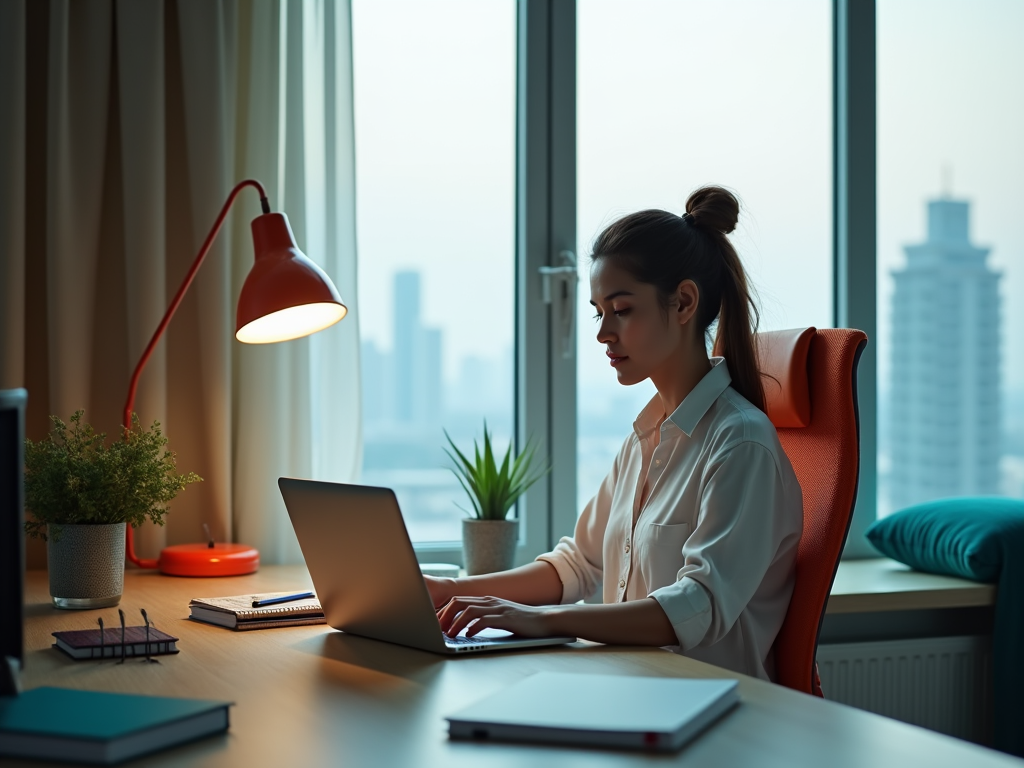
[867,497,1024,756]
[866,497,1024,583]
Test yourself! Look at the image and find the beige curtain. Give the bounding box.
[0,0,361,566]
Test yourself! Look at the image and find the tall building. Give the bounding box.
[888,198,1002,510]
[390,270,443,430]
[393,271,421,423]
[413,326,443,431]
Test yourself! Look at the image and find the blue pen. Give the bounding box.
[252,591,315,607]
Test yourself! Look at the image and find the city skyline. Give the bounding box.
[359,221,1023,537]
[351,0,1024,537]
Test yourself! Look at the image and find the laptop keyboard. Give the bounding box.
[445,635,479,645]
[444,628,514,645]
[446,633,507,645]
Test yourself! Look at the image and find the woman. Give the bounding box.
[426,186,803,682]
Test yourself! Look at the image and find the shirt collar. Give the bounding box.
[632,357,733,439]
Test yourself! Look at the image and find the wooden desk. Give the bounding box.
[15,567,1021,767]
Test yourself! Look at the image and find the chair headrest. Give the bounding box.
[757,327,815,428]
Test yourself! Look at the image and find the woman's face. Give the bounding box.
[589,258,698,387]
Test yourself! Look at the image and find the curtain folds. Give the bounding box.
[0,0,27,388]
[0,0,361,566]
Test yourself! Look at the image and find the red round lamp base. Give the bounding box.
[158,543,260,577]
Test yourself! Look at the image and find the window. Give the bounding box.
[352,0,517,544]
[575,0,833,514]
[877,0,1024,515]
[350,2,1017,559]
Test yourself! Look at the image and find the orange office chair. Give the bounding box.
[754,327,867,696]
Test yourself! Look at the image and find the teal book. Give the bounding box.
[0,687,231,764]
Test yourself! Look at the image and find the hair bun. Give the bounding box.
[685,186,739,235]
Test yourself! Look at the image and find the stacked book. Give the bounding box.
[188,592,325,631]
[0,687,230,764]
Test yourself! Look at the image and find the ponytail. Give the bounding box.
[591,185,767,414]
[685,187,766,413]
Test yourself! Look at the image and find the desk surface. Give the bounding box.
[15,567,1019,767]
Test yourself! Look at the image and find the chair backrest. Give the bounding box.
[757,327,867,695]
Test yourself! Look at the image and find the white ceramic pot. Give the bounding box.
[462,518,519,576]
[47,522,126,609]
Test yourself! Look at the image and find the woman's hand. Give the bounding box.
[438,597,679,647]
[436,595,556,638]
[423,575,459,610]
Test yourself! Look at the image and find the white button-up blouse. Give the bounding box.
[537,357,803,681]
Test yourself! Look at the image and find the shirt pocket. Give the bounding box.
[641,522,691,591]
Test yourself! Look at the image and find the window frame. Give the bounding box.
[412,0,576,566]
[411,0,881,564]
[834,0,878,557]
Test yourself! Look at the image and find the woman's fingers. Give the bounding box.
[464,614,506,637]
[444,602,495,637]
[437,596,496,635]
[435,596,463,632]
[436,595,547,638]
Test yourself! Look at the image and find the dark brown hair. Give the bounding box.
[590,186,766,413]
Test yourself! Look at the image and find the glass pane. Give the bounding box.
[877,0,1024,515]
[576,0,833,514]
[352,0,516,542]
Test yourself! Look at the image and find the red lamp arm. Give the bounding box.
[123,179,270,569]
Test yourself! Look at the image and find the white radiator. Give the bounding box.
[816,635,993,745]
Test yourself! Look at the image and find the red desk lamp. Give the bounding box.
[123,179,347,576]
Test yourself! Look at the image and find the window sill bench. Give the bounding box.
[826,557,996,615]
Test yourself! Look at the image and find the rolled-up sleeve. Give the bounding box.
[649,440,798,650]
[535,442,624,604]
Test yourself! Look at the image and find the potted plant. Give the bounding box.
[24,410,201,609]
[444,423,549,576]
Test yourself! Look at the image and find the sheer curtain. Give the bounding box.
[0,0,360,566]
[231,0,362,563]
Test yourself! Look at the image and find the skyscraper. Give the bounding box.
[391,270,443,430]
[393,271,421,423]
[413,326,443,431]
[888,198,1002,510]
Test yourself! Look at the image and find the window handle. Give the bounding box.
[539,250,577,359]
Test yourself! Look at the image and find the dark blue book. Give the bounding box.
[0,687,231,764]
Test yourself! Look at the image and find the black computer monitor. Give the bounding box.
[0,388,27,695]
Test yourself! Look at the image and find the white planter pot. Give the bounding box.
[462,518,519,576]
[47,522,126,609]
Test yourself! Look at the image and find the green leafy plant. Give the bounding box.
[444,423,549,521]
[24,410,202,540]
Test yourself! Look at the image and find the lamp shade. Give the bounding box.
[236,212,347,343]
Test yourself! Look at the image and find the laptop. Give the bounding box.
[446,672,739,751]
[279,478,577,654]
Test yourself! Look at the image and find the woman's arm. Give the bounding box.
[435,594,678,647]
[548,600,678,646]
[424,561,563,609]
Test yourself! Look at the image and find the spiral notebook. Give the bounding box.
[52,626,180,660]
[188,592,325,631]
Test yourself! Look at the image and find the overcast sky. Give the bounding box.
[352,0,1023,408]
